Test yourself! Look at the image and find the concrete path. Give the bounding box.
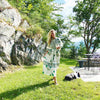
[70,67,100,82]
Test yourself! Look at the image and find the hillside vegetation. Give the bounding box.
[7,0,62,41]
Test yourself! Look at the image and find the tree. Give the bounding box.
[77,42,86,57]
[51,17,67,37]
[9,0,62,31]
[17,0,60,29]
[52,16,72,58]
[73,0,100,53]
[69,43,77,59]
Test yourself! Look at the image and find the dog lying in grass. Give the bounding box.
[64,72,80,81]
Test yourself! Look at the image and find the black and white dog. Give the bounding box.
[64,72,80,81]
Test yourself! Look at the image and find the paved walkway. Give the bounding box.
[70,67,100,82]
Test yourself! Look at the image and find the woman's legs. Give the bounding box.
[53,76,57,84]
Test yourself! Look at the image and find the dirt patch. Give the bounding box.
[0,65,24,78]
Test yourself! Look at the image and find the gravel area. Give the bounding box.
[70,67,100,82]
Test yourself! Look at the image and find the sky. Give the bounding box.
[54,0,65,4]
[54,0,76,18]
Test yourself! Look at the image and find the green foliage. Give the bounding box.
[17,0,58,32]
[73,0,100,53]
[61,41,87,59]
[77,42,86,58]
[59,16,82,59]
[52,17,67,37]
[42,33,48,42]
[61,42,78,59]
[73,0,100,22]
[29,11,42,25]
[69,44,78,59]
[61,49,71,58]
[53,17,72,58]
[60,35,71,58]
[7,0,62,38]
[26,25,44,36]
[65,16,81,37]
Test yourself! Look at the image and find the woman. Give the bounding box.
[43,29,63,85]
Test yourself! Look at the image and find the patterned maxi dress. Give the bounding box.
[43,37,63,77]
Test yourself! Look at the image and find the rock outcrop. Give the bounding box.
[0,0,46,71]
[0,0,11,8]
[11,35,46,65]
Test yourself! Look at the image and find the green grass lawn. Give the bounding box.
[0,58,100,100]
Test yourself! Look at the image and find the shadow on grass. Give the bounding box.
[24,65,38,69]
[0,79,52,100]
[24,63,42,69]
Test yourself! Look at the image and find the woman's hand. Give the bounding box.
[56,47,60,49]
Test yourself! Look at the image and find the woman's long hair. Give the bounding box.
[47,29,56,47]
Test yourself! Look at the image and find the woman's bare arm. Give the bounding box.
[44,51,48,56]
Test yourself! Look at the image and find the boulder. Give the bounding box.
[0,8,21,27]
[0,0,11,9]
[0,0,46,70]
[0,34,14,64]
[21,20,30,31]
[0,57,8,71]
[0,21,15,37]
[14,31,23,42]
[11,35,46,65]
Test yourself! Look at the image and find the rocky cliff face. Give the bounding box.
[0,0,46,72]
